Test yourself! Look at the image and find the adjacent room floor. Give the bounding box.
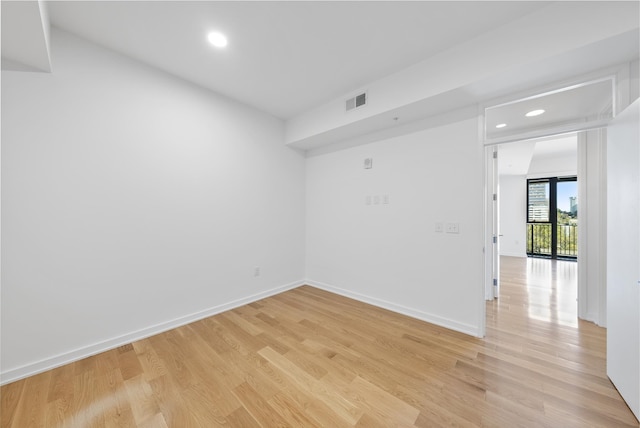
[2,256,637,427]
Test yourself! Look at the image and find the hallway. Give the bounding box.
[485,256,636,425]
[495,256,578,326]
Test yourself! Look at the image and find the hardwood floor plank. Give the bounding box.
[116,349,143,381]
[122,375,160,426]
[147,374,195,427]
[95,369,137,428]
[68,370,97,427]
[345,375,419,426]
[2,256,638,427]
[0,380,24,428]
[413,408,477,428]
[224,406,260,427]
[131,341,167,382]
[273,383,355,428]
[136,412,168,428]
[231,382,289,427]
[258,346,362,425]
[267,391,322,427]
[179,382,229,426]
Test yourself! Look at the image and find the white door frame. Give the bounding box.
[484,132,605,325]
[484,146,499,301]
[577,128,608,326]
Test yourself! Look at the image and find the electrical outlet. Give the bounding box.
[446,223,460,234]
[365,195,372,205]
[373,195,380,205]
[382,194,389,204]
[435,222,443,233]
[254,266,260,277]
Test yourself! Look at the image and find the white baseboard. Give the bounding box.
[582,311,606,328]
[306,280,481,337]
[0,280,305,386]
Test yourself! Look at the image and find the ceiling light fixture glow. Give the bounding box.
[525,109,545,117]
[207,31,228,48]
[495,123,507,128]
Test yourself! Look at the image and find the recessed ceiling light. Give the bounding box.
[207,31,228,48]
[496,123,507,128]
[525,109,545,117]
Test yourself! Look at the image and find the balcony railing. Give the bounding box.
[526,223,577,258]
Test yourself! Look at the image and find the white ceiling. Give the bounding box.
[498,134,577,176]
[44,1,550,119]
[1,1,51,72]
[531,135,578,160]
[3,1,637,152]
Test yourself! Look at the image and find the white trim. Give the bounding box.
[480,66,623,147]
[484,119,612,147]
[527,171,577,180]
[0,280,305,386]
[577,131,588,321]
[577,128,608,327]
[480,97,491,305]
[478,104,491,328]
[487,76,616,110]
[306,280,482,338]
[597,128,608,328]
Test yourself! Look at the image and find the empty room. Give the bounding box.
[2,1,639,427]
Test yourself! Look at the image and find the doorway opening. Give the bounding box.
[486,128,608,329]
[482,75,614,333]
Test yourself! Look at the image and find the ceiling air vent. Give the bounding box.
[346,92,367,112]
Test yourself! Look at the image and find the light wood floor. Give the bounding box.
[2,256,638,427]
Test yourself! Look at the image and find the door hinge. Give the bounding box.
[493,278,498,286]
[493,193,497,201]
[493,236,497,244]
[493,151,498,159]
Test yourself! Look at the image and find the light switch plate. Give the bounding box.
[446,222,460,234]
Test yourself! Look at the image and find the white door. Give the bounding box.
[607,98,640,420]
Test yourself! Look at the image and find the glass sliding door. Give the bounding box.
[527,180,552,256]
[527,177,577,259]
[556,179,578,257]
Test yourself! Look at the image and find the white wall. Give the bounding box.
[498,175,527,257]
[305,109,484,336]
[1,29,306,383]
